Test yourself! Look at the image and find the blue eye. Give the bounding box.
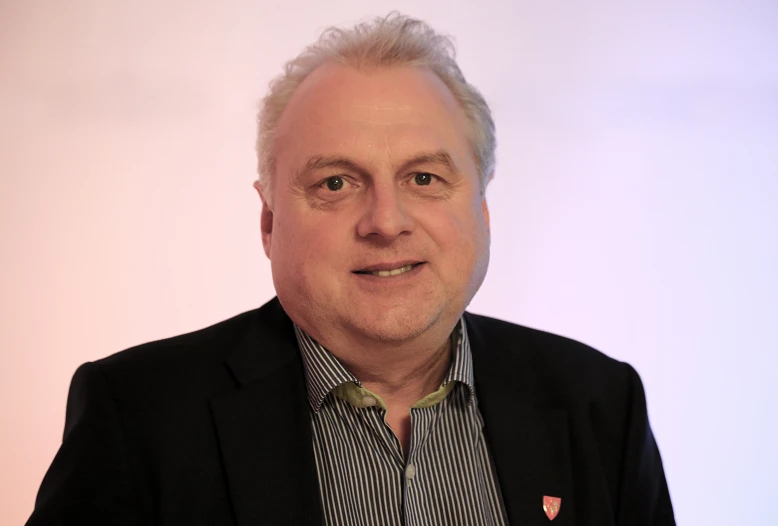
[414,173,433,186]
[325,176,344,191]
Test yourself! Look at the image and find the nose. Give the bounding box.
[356,182,415,240]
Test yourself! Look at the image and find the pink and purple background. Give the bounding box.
[2,1,776,524]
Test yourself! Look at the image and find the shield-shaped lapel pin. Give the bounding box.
[543,496,562,520]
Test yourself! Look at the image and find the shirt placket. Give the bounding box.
[402,402,443,526]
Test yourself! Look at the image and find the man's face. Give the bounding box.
[259,63,490,345]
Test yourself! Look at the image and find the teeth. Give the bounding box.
[369,264,414,277]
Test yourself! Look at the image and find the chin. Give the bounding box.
[346,308,439,343]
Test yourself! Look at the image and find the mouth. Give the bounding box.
[353,262,425,277]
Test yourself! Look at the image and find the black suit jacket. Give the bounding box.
[27,298,675,525]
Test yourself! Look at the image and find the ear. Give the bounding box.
[481,196,490,235]
[253,181,273,259]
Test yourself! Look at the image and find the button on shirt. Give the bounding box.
[295,320,509,526]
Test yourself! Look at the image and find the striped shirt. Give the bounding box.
[294,320,509,526]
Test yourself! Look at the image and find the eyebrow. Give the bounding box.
[296,150,460,181]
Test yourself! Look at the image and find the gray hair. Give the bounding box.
[255,12,496,202]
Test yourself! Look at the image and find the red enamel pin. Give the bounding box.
[543,496,561,520]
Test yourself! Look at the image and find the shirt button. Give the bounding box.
[362,396,377,407]
[405,464,416,480]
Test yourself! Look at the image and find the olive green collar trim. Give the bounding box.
[332,380,458,410]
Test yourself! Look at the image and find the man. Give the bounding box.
[28,13,675,526]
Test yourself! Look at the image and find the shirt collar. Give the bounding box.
[294,318,476,413]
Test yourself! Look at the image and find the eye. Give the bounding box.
[314,175,357,201]
[414,173,433,186]
[324,176,345,191]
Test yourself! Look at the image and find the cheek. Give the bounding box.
[421,200,487,264]
[271,208,349,272]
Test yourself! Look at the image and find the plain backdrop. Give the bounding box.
[2,1,776,524]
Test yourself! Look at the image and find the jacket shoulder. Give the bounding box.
[465,312,624,368]
[98,308,259,371]
[464,311,633,404]
[85,306,271,403]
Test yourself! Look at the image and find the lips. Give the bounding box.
[353,261,425,277]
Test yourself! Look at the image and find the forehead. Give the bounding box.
[273,63,474,172]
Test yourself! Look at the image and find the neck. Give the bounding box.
[306,319,458,409]
[341,335,452,407]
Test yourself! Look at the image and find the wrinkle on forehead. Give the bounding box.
[301,101,444,129]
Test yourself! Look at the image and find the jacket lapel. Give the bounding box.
[210,300,322,526]
[467,313,575,526]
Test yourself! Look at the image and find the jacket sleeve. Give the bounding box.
[26,362,140,526]
[616,363,676,525]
